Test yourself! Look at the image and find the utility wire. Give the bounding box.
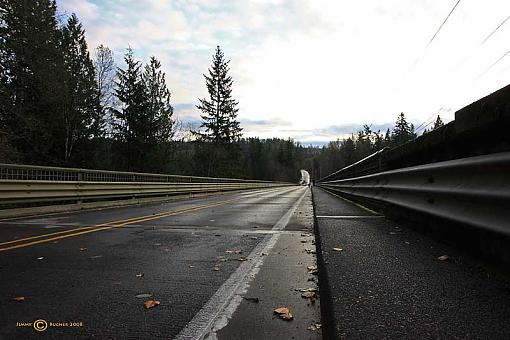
[481,15,510,45]
[427,0,462,47]
[479,50,510,78]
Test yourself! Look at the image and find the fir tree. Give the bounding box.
[433,115,444,130]
[143,56,174,143]
[196,46,242,144]
[113,48,148,169]
[391,112,414,146]
[0,0,63,164]
[60,14,99,162]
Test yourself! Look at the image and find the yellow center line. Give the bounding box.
[0,201,226,247]
[0,200,234,252]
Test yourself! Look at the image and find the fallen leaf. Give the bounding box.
[243,297,259,303]
[332,247,343,252]
[274,307,293,321]
[36,257,44,260]
[296,288,317,292]
[136,293,152,298]
[80,247,87,251]
[305,248,316,254]
[143,299,160,309]
[301,291,317,299]
[301,240,307,243]
[237,256,248,261]
[189,265,195,268]
[136,273,144,278]
[307,265,317,271]
[308,323,322,331]
[250,236,258,240]
[438,255,449,261]
[213,266,220,271]
[13,296,25,302]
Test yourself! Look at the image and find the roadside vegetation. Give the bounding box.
[0,0,443,182]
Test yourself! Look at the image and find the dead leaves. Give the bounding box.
[213,266,220,271]
[136,273,144,278]
[307,323,322,331]
[79,247,87,251]
[13,296,25,302]
[438,255,450,261]
[274,307,293,321]
[305,248,316,254]
[225,249,243,254]
[237,256,248,262]
[307,265,318,275]
[135,293,152,299]
[143,299,160,309]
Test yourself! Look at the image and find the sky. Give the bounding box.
[58,0,510,145]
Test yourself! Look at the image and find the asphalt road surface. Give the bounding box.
[0,186,321,340]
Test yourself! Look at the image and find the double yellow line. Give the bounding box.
[0,199,234,252]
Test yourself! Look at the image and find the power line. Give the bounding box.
[479,50,510,78]
[481,15,510,45]
[427,0,462,47]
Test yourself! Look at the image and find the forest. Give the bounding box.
[0,0,444,182]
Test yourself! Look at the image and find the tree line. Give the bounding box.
[0,0,443,183]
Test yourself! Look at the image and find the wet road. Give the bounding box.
[0,186,320,339]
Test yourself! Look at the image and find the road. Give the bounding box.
[313,187,510,339]
[0,186,321,339]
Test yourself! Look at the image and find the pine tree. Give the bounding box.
[60,14,99,162]
[113,48,148,169]
[0,0,63,164]
[433,115,444,130]
[143,56,174,143]
[391,112,414,146]
[196,46,242,144]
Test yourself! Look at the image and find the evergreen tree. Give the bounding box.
[196,46,242,144]
[143,56,174,143]
[60,14,99,163]
[0,0,63,164]
[433,115,444,130]
[391,112,414,146]
[113,48,148,170]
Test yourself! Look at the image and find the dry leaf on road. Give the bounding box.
[13,296,25,302]
[136,273,144,278]
[136,293,152,298]
[333,247,343,252]
[80,247,87,251]
[143,299,160,309]
[237,256,248,261]
[274,307,293,321]
[301,291,317,299]
[213,266,220,271]
[438,255,450,261]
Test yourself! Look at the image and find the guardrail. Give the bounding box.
[317,151,510,236]
[0,163,291,206]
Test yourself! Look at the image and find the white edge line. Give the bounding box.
[174,187,308,340]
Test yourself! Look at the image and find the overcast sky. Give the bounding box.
[59,0,510,144]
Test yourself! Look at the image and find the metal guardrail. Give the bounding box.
[0,163,291,205]
[317,152,510,236]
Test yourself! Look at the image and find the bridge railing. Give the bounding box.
[316,83,510,237]
[0,163,291,206]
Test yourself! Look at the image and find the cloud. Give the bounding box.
[58,0,510,142]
